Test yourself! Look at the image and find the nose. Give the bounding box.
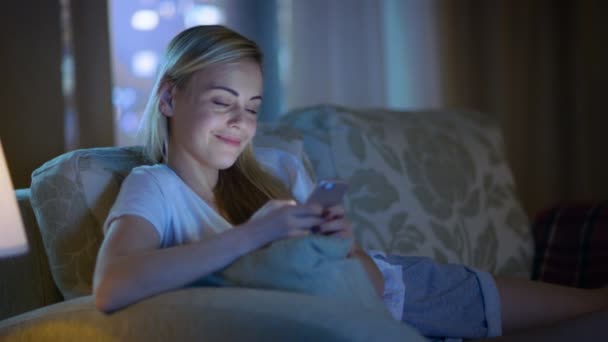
[227,106,248,127]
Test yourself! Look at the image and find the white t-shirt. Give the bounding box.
[103,147,314,247]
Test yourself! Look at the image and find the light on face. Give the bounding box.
[131,51,158,78]
[184,4,224,27]
[131,9,159,31]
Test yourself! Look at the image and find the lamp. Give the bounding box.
[0,138,28,257]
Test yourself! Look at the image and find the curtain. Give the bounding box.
[283,0,387,110]
[437,0,608,216]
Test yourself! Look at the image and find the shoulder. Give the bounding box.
[105,164,180,239]
[125,164,174,186]
[129,163,173,179]
[117,164,181,201]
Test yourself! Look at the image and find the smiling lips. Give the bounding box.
[215,135,242,147]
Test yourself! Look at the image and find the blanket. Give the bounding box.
[197,235,391,318]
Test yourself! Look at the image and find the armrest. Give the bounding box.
[0,288,424,341]
[0,189,62,321]
[531,202,608,288]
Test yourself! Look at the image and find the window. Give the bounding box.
[109,0,226,146]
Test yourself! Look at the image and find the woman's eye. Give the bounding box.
[246,108,258,115]
[213,100,230,107]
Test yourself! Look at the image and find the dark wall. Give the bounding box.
[0,2,65,189]
[0,1,114,189]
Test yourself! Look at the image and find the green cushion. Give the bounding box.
[0,288,425,342]
[203,235,388,316]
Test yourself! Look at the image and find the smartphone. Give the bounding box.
[305,179,349,208]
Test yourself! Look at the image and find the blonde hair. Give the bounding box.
[139,25,292,225]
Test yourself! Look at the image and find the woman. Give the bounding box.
[93,24,381,311]
[93,25,608,341]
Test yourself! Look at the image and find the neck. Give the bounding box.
[166,145,218,204]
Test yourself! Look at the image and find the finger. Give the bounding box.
[330,230,354,239]
[323,212,345,221]
[318,219,352,234]
[323,204,346,220]
[257,201,289,215]
[286,230,311,239]
[325,204,345,215]
[251,199,298,222]
[320,227,354,239]
[270,199,297,209]
[291,216,326,231]
[289,203,324,217]
[307,203,324,215]
[283,199,297,206]
[319,217,351,230]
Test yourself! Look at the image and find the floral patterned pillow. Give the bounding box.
[282,105,533,277]
[30,147,152,299]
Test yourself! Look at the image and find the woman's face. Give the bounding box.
[164,59,262,170]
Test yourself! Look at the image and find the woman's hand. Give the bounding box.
[315,204,354,239]
[315,205,383,297]
[245,199,326,241]
[249,199,298,221]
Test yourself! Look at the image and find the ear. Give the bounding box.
[158,82,176,117]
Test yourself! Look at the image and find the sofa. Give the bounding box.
[1,104,603,341]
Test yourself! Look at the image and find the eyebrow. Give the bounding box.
[210,86,262,101]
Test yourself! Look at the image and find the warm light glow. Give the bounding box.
[0,139,28,258]
[131,9,160,31]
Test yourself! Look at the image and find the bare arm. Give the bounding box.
[93,216,271,313]
[350,244,384,298]
[94,202,325,313]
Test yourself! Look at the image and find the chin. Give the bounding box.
[215,158,239,170]
[212,144,248,170]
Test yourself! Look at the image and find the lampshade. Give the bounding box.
[0,139,28,257]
